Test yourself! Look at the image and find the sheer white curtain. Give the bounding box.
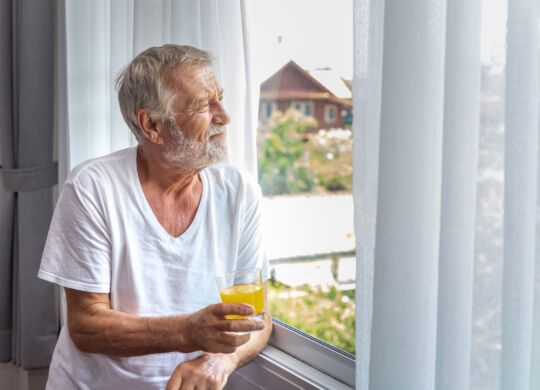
[353,0,540,389]
[58,0,259,185]
[55,0,259,328]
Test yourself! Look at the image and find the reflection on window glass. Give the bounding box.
[254,0,354,354]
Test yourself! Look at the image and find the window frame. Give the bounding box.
[291,100,315,117]
[267,318,355,387]
[324,104,338,123]
[260,101,277,120]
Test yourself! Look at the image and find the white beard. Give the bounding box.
[161,122,228,170]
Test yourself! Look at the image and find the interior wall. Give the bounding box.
[0,363,48,390]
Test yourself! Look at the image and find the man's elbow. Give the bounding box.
[68,321,95,353]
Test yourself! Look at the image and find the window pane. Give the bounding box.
[254,0,354,354]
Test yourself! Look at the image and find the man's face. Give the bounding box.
[160,66,230,169]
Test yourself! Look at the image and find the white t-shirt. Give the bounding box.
[38,147,267,390]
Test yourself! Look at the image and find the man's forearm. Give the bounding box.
[66,289,264,357]
[69,307,195,356]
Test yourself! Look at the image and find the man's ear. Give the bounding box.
[136,108,164,144]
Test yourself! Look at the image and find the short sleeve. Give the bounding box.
[236,179,269,281]
[38,179,111,293]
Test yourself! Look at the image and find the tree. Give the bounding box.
[258,108,318,195]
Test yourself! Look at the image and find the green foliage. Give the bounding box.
[306,129,352,193]
[268,284,356,354]
[258,109,316,195]
[258,110,353,195]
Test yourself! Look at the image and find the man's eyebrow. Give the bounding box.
[183,95,208,108]
[194,97,209,104]
[183,89,224,110]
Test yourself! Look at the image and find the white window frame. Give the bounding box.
[227,319,355,389]
[261,101,277,120]
[291,100,315,117]
[324,104,338,123]
[269,319,355,386]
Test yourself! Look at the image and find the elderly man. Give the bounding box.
[38,44,272,389]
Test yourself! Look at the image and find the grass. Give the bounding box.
[267,281,356,354]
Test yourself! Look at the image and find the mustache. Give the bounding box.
[206,124,227,139]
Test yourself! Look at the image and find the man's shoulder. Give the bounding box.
[66,147,135,194]
[68,148,134,182]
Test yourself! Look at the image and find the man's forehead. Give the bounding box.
[173,66,222,94]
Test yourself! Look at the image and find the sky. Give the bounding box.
[481,0,507,65]
[252,0,354,82]
[251,0,508,83]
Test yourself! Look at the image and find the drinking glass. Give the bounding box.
[215,268,265,320]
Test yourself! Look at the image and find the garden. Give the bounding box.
[258,108,355,355]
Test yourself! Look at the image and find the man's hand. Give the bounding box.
[166,353,235,390]
[186,303,265,353]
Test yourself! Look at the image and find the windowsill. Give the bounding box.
[229,345,353,390]
[227,318,354,389]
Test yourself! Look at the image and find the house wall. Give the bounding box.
[263,99,346,130]
[314,100,343,129]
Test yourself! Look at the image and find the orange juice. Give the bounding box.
[219,283,264,319]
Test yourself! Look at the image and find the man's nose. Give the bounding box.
[212,102,230,126]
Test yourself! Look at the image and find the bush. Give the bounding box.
[258,114,353,195]
[268,283,356,354]
[258,109,317,196]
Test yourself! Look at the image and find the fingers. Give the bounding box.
[217,318,265,332]
[205,332,251,353]
[209,303,254,317]
[190,304,262,353]
[219,331,251,347]
[165,366,183,390]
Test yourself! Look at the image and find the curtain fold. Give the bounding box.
[354,0,540,388]
[435,1,482,389]
[0,0,59,368]
[61,0,259,180]
[502,0,539,388]
[353,0,385,388]
[366,0,447,388]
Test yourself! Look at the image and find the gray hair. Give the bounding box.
[115,44,213,143]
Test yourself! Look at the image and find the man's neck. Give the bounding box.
[136,146,201,198]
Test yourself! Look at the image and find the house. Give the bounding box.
[259,60,353,131]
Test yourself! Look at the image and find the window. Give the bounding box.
[260,101,277,120]
[253,0,354,379]
[325,104,338,124]
[291,100,314,117]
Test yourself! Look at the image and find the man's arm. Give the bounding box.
[65,288,265,356]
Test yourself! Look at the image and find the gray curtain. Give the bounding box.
[0,0,59,368]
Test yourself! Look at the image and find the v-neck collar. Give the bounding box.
[130,148,208,242]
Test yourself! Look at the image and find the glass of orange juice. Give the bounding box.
[215,268,265,321]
